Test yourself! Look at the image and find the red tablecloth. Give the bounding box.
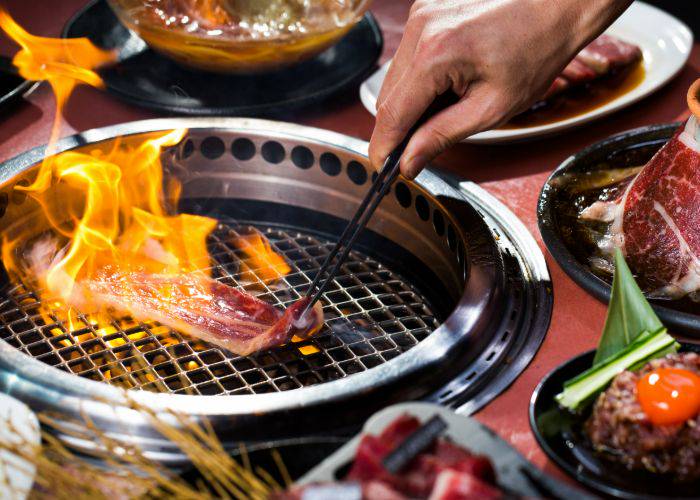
[1,0,698,486]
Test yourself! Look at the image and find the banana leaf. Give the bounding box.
[593,248,663,365]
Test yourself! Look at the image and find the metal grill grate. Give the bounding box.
[0,223,440,396]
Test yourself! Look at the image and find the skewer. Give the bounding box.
[302,91,459,316]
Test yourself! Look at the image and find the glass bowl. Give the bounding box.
[107,0,372,74]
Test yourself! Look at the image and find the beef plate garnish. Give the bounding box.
[581,116,700,299]
[586,352,700,482]
[275,415,504,500]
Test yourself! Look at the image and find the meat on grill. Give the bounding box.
[581,117,700,297]
[79,268,324,356]
[586,353,700,481]
[275,415,503,500]
[541,34,642,100]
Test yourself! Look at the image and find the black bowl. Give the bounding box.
[530,343,700,499]
[62,0,383,116]
[537,122,700,335]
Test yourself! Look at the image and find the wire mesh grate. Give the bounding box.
[0,223,440,395]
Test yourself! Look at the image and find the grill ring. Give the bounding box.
[0,118,550,462]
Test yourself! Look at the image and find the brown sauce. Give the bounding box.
[502,61,645,129]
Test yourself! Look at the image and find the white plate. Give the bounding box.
[359,1,693,144]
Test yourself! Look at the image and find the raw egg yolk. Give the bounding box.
[637,368,700,426]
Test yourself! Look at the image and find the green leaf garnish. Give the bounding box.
[593,248,663,365]
[555,249,677,412]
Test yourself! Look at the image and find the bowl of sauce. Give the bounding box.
[107,0,372,73]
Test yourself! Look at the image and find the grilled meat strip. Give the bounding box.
[80,268,323,356]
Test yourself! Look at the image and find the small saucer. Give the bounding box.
[63,0,383,116]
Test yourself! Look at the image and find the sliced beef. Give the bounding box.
[347,415,500,498]
[581,117,700,297]
[79,268,323,356]
[542,33,642,100]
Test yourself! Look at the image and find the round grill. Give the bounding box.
[0,223,439,396]
[0,118,551,462]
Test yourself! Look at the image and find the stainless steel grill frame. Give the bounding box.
[0,118,551,463]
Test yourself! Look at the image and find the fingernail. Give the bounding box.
[402,155,426,179]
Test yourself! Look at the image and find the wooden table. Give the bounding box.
[1,0,698,488]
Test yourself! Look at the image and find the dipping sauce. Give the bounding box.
[502,61,645,129]
[637,367,700,425]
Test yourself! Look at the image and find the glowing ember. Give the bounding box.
[0,10,323,359]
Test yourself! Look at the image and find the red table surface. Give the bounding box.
[1,0,698,488]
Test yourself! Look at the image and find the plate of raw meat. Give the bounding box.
[273,402,591,499]
[359,1,692,144]
[538,108,700,334]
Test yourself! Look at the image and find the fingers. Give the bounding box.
[400,86,501,179]
[368,66,440,171]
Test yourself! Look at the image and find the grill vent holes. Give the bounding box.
[200,137,225,160]
[261,141,285,164]
[291,146,314,169]
[432,210,445,236]
[188,135,466,271]
[181,139,195,159]
[395,182,412,208]
[347,160,368,185]
[320,152,341,176]
[415,195,430,221]
[232,138,256,161]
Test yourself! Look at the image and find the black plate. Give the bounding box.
[0,70,36,112]
[62,0,383,116]
[530,343,700,499]
[537,123,700,336]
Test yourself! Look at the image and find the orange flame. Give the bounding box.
[234,233,291,284]
[0,10,291,342]
[0,8,117,192]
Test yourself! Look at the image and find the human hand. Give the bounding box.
[369,0,632,178]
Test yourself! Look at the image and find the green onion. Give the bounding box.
[556,328,677,412]
[554,249,678,412]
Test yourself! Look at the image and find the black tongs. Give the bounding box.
[303,92,459,314]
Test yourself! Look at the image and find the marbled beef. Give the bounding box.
[581,117,700,297]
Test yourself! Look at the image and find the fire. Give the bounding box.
[234,233,291,284]
[0,10,294,355]
[0,8,116,192]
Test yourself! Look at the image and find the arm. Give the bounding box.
[369,0,634,178]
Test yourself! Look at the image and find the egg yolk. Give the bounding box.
[637,368,700,426]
